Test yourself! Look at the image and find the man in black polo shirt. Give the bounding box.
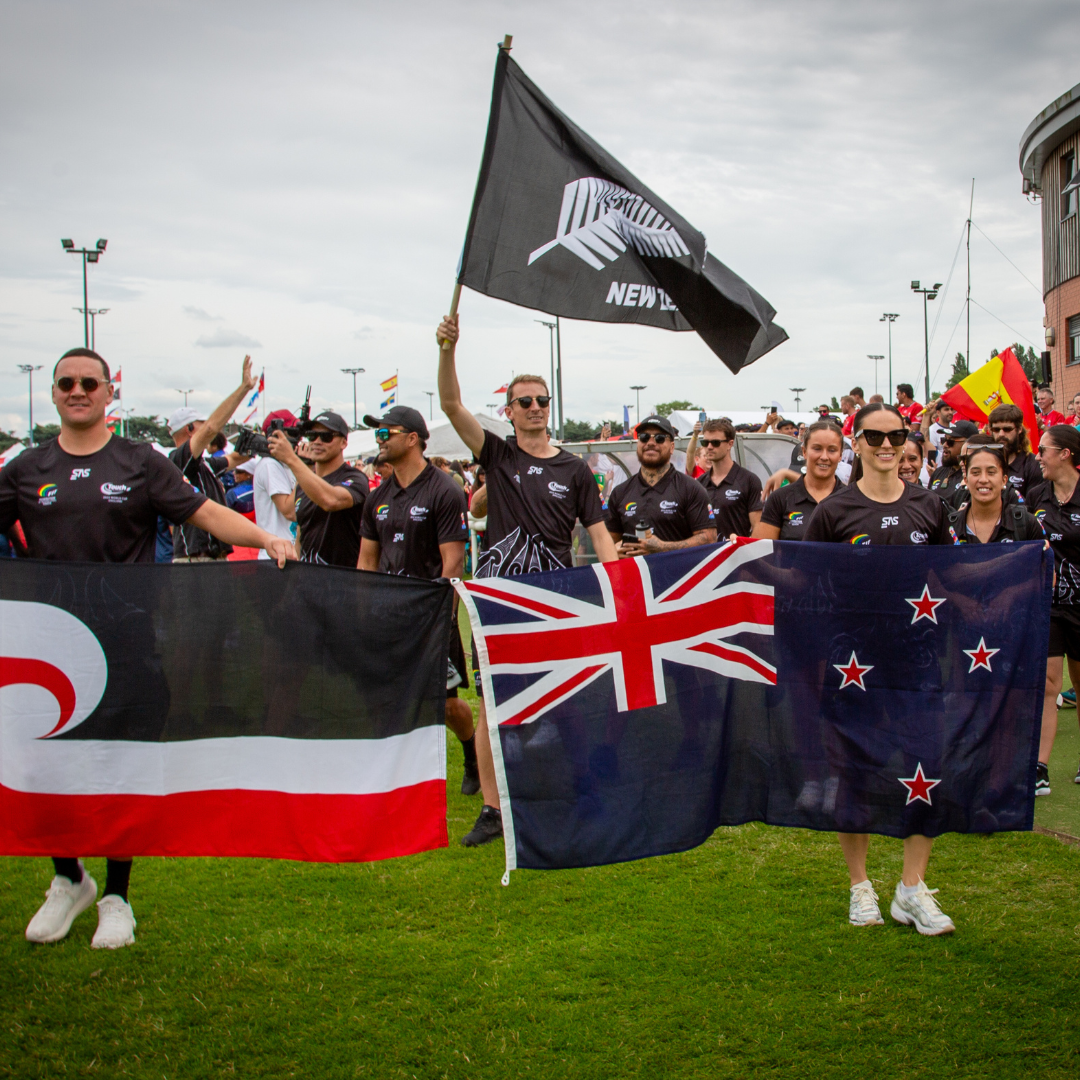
[4,347,295,951]
[988,403,1043,502]
[605,414,715,554]
[928,419,977,502]
[698,418,763,537]
[269,411,367,567]
[169,355,258,562]
[357,405,479,794]
[437,313,617,847]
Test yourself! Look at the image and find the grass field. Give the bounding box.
[3,634,1080,1077]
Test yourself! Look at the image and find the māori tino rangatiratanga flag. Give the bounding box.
[457,47,788,374]
[459,540,1050,879]
[0,562,452,862]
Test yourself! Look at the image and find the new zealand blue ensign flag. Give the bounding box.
[458,539,1052,878]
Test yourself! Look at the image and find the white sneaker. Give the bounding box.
[25,865,98,943]
[91,895,136,950]
[849,881,884,926]
[890,880,955,936]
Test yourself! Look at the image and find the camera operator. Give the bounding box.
[248,409,301,560]
[269,410,366,567]
[356,406,479,795]
[168,355,258,562]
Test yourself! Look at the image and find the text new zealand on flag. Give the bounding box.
[460,540,1051,877]
[457,48,787,374]
[0,562,452,862]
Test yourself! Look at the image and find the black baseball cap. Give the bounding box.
[943,419,980,440]
[362,405,430,440]
[637,414,678,437]
[309,410,350,436]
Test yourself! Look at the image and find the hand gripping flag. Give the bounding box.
[0,562,452,862]
[940,347,1039,448]
[455,47,788,375]
[458,539,1051,879]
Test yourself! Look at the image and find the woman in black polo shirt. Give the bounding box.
[947,436,1044,545]
[1025,424,1080,794]
[753,420,844,541]
[804,403,956,936]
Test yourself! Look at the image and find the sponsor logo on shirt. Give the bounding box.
[624,501,637,516]
[1008,475,1022,487]
[376,504,390,521]
[409,505,429,521]
[1070,513,1080,524]
[881,516,899,528]
[548,481,569,500]
[850,534,871,545]
[527,466,544,475]
[460,512,468,530]
[100,482,131,504]
[659,500,678,514]
[393,532,405,542]
[910,530,928,544]
[787,511,804,527]
[37,483,58,506]
[724,489,741,501]
[1052,533,1064,541]
[1034,509,1047,524]
[69,468,91,481]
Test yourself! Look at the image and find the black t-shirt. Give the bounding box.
[1025,480,1080,607]
[0,436,207,563]
[477,430,605,577]
[169,440,232,558]
[928,462,965,501]
[947,498,1045,544]
[295,462,368,567]
[804,481,952,545]
[1005,451,1042,503]
[698,461,763,538]
[360,461,468,579]
[760,476,843,541]
[605,466,715,542]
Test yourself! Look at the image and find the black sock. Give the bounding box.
[103,859,132,902]
[460,734,477,765]
[52,858,83,884]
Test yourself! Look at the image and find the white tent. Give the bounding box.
[668,410,824,435]
[0,442,25,468]
[345,413,512,462]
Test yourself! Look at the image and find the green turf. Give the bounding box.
[1036,670,1080,838]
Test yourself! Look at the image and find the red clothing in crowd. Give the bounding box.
[1040,410,1068,429]
[897,402,924,424]
[842,411,857,437]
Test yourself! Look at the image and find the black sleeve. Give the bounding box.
[360,491,379,541]
[208,455,231,476]
[0,457,20,534]
[759,486,786,530]
[147,448,208,522]
[746,471,763,514]
[336,472,367,509]
[478,429,511,471]
[803,500,834,542]
[929,495,954,546]
[683,478,715,532]
[574,460,605,528]
[434,478,469,545]
[605,480,627,534]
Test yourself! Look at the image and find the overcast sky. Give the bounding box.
[2,0,1078,435]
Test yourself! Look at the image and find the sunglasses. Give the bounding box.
[638,432,670,444]
[374,428,407,442]
[308,431,340,444]
[509,395,551,409]
[55,376,106,393]
[856,428,907,447]
[700,439,728,448]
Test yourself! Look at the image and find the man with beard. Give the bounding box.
[927,419,978,503]
[988,403,1043,502]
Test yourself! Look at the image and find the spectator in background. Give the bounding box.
[919,399,955,468]
[850,387,867,410]
[895,383,924,424]
[839,396,858,437]
[987,403,1042,502]
[251,410,300,560]
[776,418,797,437]
[898,433,929,488]
[928,420,978,502]
[1037,386,1067,430]
[868,394,885,404]
[1068,391,1080,426]
[226,459,257,516]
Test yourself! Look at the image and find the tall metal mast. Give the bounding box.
[967,179,974,370]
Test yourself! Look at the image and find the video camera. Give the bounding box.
[232,386,312,457]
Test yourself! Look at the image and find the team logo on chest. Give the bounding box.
[37,483,58,506]
[409,505,429,521]
[375,504,390,521]
[69,468,91,481]
[100,482,131,505]
[548,481,569,500]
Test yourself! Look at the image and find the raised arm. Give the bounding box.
[436,315,485,457]
[685,420,702,476]
[267,433,354,511]
[189,355,259,459]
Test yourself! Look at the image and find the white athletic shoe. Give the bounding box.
[890,880,955,936]
[25,865,98,943]
[849,880,885,926]
[91,895,136,950]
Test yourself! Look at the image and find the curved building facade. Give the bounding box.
[1020,82,1080,407]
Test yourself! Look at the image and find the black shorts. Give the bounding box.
[447,624,466,699]
[1048,607,1080,658]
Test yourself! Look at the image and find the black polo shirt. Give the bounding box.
[760,476,843,540]
[804,481,952,545]
[605,466,714,542]
[698,460,763,538]
[928,462,965,501]
[947,499,1045,544]
[295,462,368,567]
[360,461,468,579]
[1005,451,1042,503]
[1026,480,1080,607]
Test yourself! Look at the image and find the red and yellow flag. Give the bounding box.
[380,374,398,393]
[939,347,1038,449]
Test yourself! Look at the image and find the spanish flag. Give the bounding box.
[380,374,398,393]
[939,347,1038,448]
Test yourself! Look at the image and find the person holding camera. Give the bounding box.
[168,355,258,562]
[269,410,366,567]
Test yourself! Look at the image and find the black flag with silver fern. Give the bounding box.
[457,46,787,374]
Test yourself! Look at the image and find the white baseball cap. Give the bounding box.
[235,457,260,475]
[168,406,207,432]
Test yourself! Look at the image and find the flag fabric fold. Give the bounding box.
[456,48,788,375]
[458,540,1050,878]
[940,347,1039,448]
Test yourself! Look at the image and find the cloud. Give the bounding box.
[194,327,261,348]
[184,306,221,321]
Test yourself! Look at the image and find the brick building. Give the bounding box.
[1020,82,1080,409]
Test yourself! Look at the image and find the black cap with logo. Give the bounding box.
[309,410,350,437]
[636,414,678,437]
[362,405,430,441]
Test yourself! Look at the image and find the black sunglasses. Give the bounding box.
[856,428,907,447]
[308,431,340,444]
[638,432,670,444]
[55,376,106,393]
[700,438,727,448]
[509,395,551,409]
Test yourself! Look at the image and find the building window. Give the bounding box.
[1062,152,1077,220]
[1070,315,1080,365]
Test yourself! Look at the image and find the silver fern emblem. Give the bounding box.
[528,177,691,271]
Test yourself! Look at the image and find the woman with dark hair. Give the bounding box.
[948,435,1044,544]
[753,421,843,540]
[1025,424,1080,793]
[898,434,928,487]
[804,403,956,935]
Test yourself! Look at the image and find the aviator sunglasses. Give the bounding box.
[855,427,907,447]
[55,376,106,393]
[509,395,551,409]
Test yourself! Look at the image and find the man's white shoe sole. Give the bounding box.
[26,874,98,944]
[890,899,955,936]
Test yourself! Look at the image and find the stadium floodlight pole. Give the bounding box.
[175,388,193,406]
[867,356,884,397]
[911,282,942,404]
[424,390,434,420]
[630,385,647,426]
[486,403,499,416]
[880,313,899,401]
[18,364,43,446]
[61,239,107,347]
[535,319,557,428]
[555,315,564,440]
[789,387,806,412]
[340,367,365,429]
[73,307,109,352]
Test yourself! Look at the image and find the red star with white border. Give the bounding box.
[905,584,946,624]
[898,762,941,806]
[834,652,873,690]
[963,637,999,673]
